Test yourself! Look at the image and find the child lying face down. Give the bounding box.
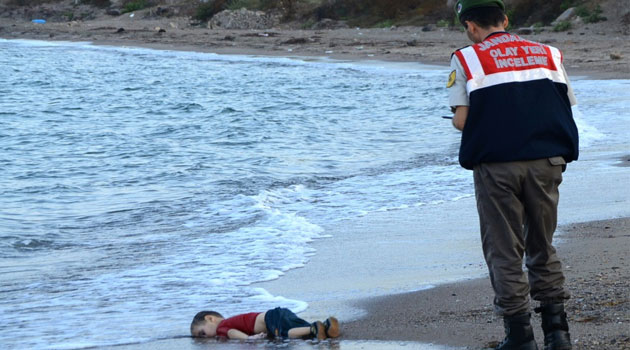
[190,307,339,341]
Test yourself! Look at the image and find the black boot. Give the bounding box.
[535,303,572,350]
[496,313,539,350]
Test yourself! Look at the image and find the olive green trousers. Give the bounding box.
[473,157,571,316]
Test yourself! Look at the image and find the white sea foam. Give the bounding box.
[572,107,605,148]
[0,38,93,47]
[248,288,309,313]
[571,79,630,150]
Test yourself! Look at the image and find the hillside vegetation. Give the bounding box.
[1,0,611,28]
[185,0,609,27]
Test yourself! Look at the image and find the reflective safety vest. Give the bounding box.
[453,32,579,170]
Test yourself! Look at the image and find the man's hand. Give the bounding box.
[453,106,469,131]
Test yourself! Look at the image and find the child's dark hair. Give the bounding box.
[460,6,506,29]
[190,311,223,335]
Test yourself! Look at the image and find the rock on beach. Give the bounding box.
[553,7,577,25]
[207,8,279,30]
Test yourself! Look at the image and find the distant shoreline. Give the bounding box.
[2,15,629,80]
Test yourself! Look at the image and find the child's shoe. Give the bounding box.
[324,317,340,338]
[310,321,327,341]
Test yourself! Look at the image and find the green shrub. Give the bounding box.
[560,0,577,11]
[301,18,316,29]
[80,0,111,8]
[225,0,292,11]
[505,8,515,29]
[195,0,229,21]
[578,4,607,24]
[436,19,449,27]
[553,20,571,32]
[374,19,394,28]
[259,0,284,10]
[7,0,57,6]
[122,0,148,13]
[452,15,460,27]
[313,0,445,26]
[575,5,589,17]
[509,0,572,27]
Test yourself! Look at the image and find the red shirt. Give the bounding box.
[216,312,261,337]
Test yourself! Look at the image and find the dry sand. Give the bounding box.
[1,9,629,79]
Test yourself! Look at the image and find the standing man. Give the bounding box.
[447,1,579,350]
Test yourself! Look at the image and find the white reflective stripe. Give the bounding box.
[466,67,567,93]
[547,46,568,81]
[548,46,563,67]
[459,46,484,81]
[460,44,569,94]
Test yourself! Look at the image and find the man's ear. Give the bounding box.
[503,15,509,29]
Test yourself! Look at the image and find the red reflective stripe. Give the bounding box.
[454,50,473,81]
[468,40,557,76]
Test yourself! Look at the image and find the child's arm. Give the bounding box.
[226,329,266,340]
[226,329,249,340]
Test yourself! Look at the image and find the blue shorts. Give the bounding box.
[264,307,311,339]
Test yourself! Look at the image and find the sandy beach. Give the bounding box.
[3,7,630,349]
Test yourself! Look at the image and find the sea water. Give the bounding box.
[0,39,628,350]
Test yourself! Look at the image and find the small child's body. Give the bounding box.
[190,307,339,341]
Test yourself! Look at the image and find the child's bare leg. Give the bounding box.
[287,327,312,338]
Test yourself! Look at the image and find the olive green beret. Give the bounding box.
[455,0,505,20]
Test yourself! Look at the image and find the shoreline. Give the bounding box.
[2,17,629,80]
[341,217,630,349]
[1,34,625,82]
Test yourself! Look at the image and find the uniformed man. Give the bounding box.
[447,1,579,350]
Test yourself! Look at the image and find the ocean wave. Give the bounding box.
[573,107,605,149]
